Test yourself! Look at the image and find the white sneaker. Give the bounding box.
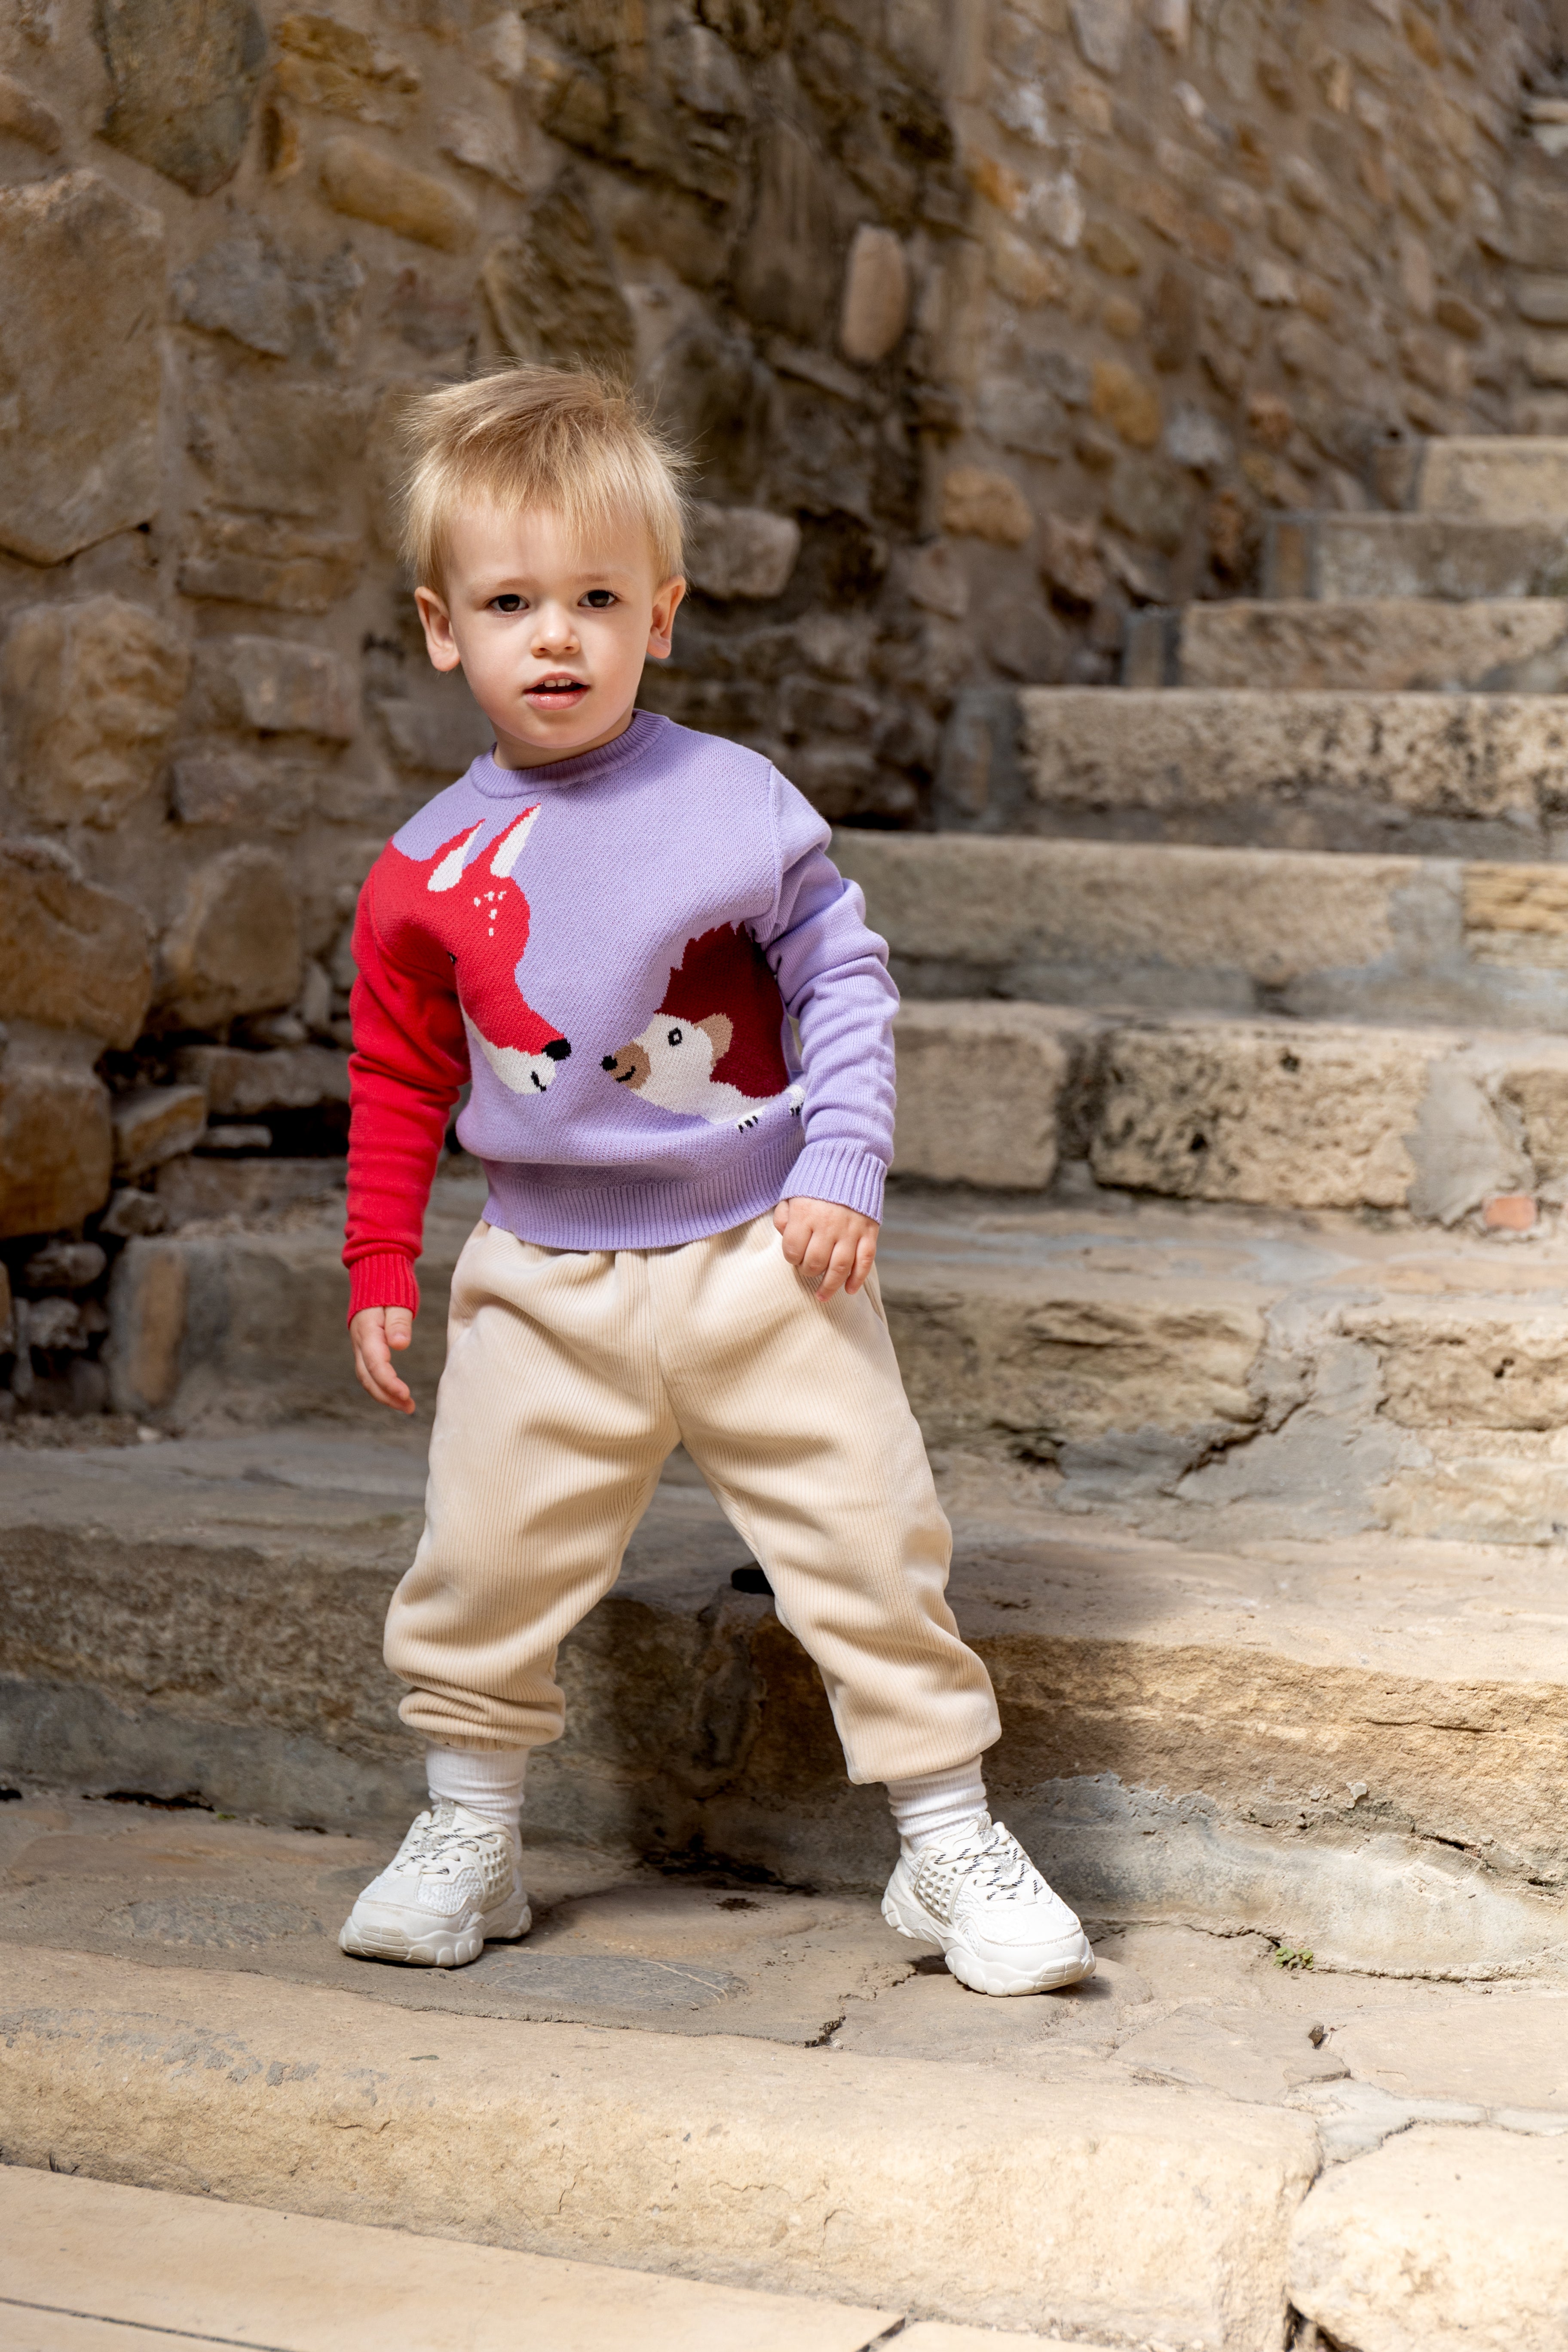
[881,1815,1095,1996]
[339,1798,531,1968]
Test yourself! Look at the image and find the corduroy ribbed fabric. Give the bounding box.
[384,1212,1001,1785]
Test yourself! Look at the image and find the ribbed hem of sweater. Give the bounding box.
[346,1250,420,1321]
[479,1131,886,1254]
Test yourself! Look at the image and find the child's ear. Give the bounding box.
[647,574,686,661]
[415,585,463,673]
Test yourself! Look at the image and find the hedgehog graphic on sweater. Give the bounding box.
[602,925,804,1130]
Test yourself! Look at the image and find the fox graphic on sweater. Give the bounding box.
[602,925,804,1130]
[378,804,572,1096]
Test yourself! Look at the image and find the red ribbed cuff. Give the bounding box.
[346,1252,421,1324]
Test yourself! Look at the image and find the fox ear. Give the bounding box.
[696,1012,734,1058]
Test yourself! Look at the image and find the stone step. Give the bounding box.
[1411,436,1568,522]
[0,2167,905,2352]
[1264,513,1568,602]
[0,1939,1319,2349]
[935,684,1568,859]
[3,1818,1567,2352]
[836,830,1568,1030]
[11,1209,1568,1954]
[1128,597,1568,693]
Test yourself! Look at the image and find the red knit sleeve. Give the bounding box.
[343,856,471,1322]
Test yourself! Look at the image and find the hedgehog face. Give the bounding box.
[603,1011,733,1115]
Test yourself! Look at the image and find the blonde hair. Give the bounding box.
[397,366,689,591]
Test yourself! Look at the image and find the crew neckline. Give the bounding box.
[469,708,671,798]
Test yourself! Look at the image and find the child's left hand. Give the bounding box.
[773,1195,879,1299]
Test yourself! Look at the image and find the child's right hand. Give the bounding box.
[350,1306,416,1414]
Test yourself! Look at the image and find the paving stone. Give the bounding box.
[1265,513,1568,602]
[1175,598,1568,691]
[0,1945,1318,2346]
[1,597,190,832]
[0,2168,900,2352]
[0,172,163,566]
[1328,1996,1568,2109]
[0,846,151,1050]
[1289,2126,1568,2352]
[95,0,266,195]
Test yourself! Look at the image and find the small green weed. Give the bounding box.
[1274,1943,1314,1971]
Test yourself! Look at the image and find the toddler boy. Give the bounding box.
[337,366,1093,1997]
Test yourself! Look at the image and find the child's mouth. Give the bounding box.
[526,676,588,706]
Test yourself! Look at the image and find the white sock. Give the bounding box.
[885,1759,989,1855]
[426,1744,527,1836]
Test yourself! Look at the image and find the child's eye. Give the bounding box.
[491,594,524,612]
[581,589,617,609]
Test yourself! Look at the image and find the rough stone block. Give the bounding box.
[95,0,266,195]
[112,1087,209,1181]
[170,753,315,833]
[1017,689,1568,851]
[1089,1021,1431,1211]
[1290,2127,1568,2352]
[173,231,295,358]
[480,181,635,374]
[157,850,303,1030]
[187,372,371,524]
[274,10,420,129]
[0,843,151,1049]
[1265,514,1568,602]
[154,1156,345,1228]
[319,136,477,252]
[892,1003,1082,1189]
[686,504,802,601]
[941,467,1033,545]
[173,1044,350,1116]
[1178,599,1568,692]
[194,637,358,739]
[1416,437,1568,521]
[0,1043,113,1239]
[178,516,365,614]
[0,72,63,151]
[105,1239,190,1416]
[1,597,190,831]
[1091,359,1161,448]
[0,172,164,565]
[839,224,909,365]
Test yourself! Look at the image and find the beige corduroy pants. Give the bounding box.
[385,1212,1001,1784]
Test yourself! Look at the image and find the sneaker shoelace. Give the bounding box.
[917,1819,1045,1908]
[388,1799,504,1883]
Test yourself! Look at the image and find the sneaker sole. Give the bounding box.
[339,1894,531,1970]
[881,1884,1096,1997]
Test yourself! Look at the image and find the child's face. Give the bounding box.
[415,505,685,769]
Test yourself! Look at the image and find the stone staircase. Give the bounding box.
[9,439,1568,2348]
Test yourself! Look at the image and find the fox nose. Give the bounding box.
[544,1038,571,1061]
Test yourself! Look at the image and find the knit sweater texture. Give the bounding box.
[344,711,898,1316]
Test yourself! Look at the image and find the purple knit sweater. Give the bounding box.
[345,710,897,1288]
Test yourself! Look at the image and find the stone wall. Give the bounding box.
[0,0,1559,1413]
